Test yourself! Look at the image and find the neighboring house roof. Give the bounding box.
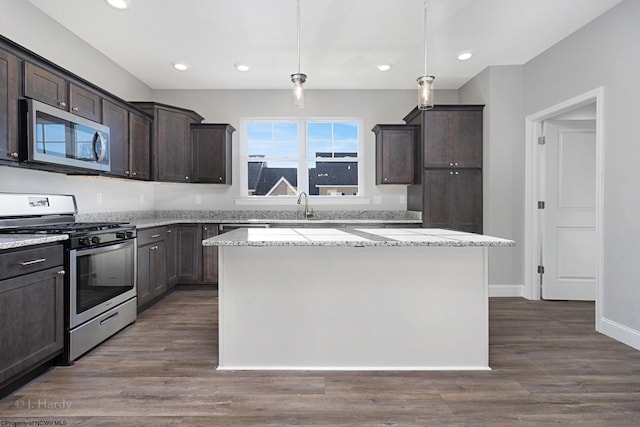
[247,159,265,192]
[254,166,298,196]
[265,177,297,196]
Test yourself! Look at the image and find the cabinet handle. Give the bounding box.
[449,171,454,175]
[9,152,18,158]
[185,176,189,180]
[384,177,388,182]
[20,258,46,266]
[150,245,159,251]
[454,162,459,166]
[58,101,67,107]
[167,229,172,233]
[72,107,79,112]
[455,171,459,175]
[151,234,161,238]
[449,162,454,166]
[132,172,137,176]
[58,270,66,275]
[218,177,223,181]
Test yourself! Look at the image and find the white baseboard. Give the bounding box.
[600,317,640,351]
[489,284,524,297]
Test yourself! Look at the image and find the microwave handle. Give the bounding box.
[93,131,107,163]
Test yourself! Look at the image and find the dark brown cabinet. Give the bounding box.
[132,102,204,183]
[0,47,21,162]
[422,169,482,233]
[165,226,178,288]
[128,112,151,180]
[175,224,218,285]
[0,245,64,387]
[201,224,219,284]
[102,100,129,177]
[136,227,167,308]
[372,124,416,184]
[404,105,484,234]
[191,124,235,184]
[24,62,102,121]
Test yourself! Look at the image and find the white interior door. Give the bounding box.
[541,119,596,300]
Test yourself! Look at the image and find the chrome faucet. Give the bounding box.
[296,191,313,218]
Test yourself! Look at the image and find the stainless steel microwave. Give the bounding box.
[25,99,110,172]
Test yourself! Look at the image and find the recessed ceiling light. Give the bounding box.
[235,63,250,72]
[172,62,190,71]
[377,64,392,72]
[105,0,131,10]
[457,51,473,61]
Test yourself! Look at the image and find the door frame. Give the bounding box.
[523,87,604,330]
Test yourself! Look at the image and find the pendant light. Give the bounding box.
[291,0,307,108]
[417,0,435,110]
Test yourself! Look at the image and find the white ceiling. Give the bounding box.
[27,0,622,90]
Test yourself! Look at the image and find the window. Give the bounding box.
[244,119,361,198]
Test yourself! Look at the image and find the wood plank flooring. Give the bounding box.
[1,290,639,426]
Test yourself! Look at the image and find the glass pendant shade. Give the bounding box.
[417,75,435,110]
[291,73,307,108]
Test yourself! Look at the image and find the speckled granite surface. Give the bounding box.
[76,210,423,229]
[0,235,68,250]
[203,227,515,248]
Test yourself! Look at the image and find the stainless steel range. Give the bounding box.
[0,193,137,364]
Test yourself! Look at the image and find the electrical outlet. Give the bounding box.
[195,195,202,205]
[96,193,103,205]
[373,196,382,204]
[139,195,145,204]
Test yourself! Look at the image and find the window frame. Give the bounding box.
[237,117,365,204]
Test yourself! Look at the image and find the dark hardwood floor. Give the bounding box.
[1,290,639,426]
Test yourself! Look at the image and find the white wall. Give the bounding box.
[459,66,525,293]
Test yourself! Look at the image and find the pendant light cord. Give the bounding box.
[423,0,428,76]
[297,0,301,74]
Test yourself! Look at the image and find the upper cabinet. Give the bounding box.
[132,103,204,183]
[102,100,151,180]
[405,105,483,169]
[372,124,416,185]
[191,124,235,184]
[0,47,21,162]
[24,62,102,122]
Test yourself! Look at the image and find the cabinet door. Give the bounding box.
[24,62,68,110]
[0,48,21,162]
[191,125,234,184]
[452,169,483,233]
[166,227,178,287]
[156,109,192,182]
[374,126,415,184]
[69,84,102,122]
[422,169,453,229]
[136,244,151,307]
[176,225,201,283]
[102,100,129,177]
[201,224,218,284]
[129,112,151,180]
[451,111,483,168]
[150,241,167,298]
[0,266,64,384]
[423,111,451,168]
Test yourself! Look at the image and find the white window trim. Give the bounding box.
[235,117,369,206]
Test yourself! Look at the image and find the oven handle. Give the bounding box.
[72,239,135,257]
[100,312,119,326]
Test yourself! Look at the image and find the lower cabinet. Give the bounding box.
[137,227,167,308]
[422,168,483,233]
[175,224,218,285]
[0,245,64,387]
[166,226,178,288]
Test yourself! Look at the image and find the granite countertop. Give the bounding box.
[203,227,515,248]
[0,234,69,250]
[75,210,423,230]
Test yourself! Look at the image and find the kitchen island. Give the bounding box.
[204,228,514,371]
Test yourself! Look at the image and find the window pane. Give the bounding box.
[247,123,273,140]
[273,141,298,158]
[274,122,298,140]
[247,160,298,197]
[248,122,298,158]
[308,160,358,196]
[308,141,332,158]
[333,123,358,140]
[307,123,332,140]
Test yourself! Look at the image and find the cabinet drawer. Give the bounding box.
[137,227,166,246]
[0,245,64,281]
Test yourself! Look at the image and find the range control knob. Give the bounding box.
[91,236,100,245]
[79,237,91,246]
[116,232,126,239]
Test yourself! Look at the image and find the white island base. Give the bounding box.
[217,241,491,371]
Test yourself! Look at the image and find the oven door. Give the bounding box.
[69,239,137,328]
